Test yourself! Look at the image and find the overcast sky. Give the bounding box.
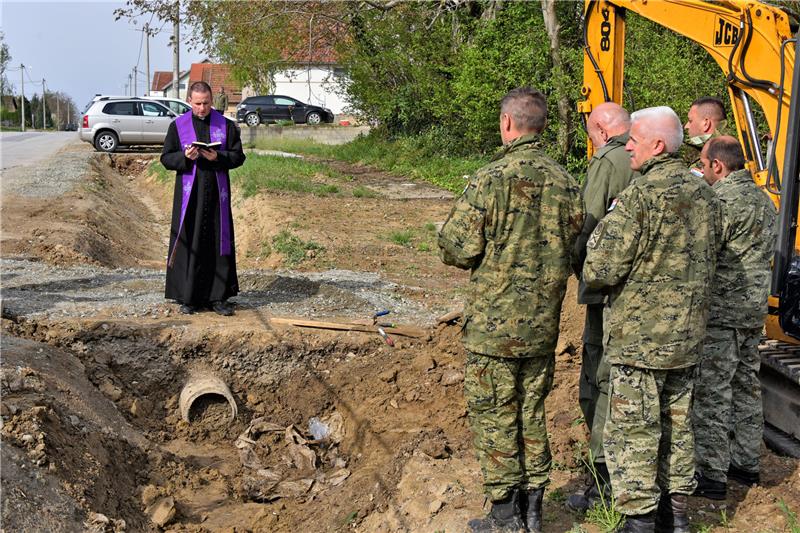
[2,0,205,112]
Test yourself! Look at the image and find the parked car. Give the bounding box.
[236,95,334,126]
[79,98,176,152]
[84,95,190,116]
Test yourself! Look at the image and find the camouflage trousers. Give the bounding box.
[464,350,555,501]
[692,326,763,481]
[579,303,610,464]
[604,364,696,515]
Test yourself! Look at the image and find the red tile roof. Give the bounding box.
[188,63,243,104]
[151,71,173,92]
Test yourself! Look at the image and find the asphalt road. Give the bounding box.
[0,131,80,171]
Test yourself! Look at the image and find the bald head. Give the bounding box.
[625,106,684,170]
[587,102,631,149]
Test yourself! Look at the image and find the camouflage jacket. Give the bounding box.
[438,133,584,358]
[583,153,722,369]
[709,168,778,328]
[574,133,636,305]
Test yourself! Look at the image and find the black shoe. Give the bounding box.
[211,300,234,316]
[655,493,690,533]
[692,472,726,500]
[179,304,196,315]
[618,511,655,533]
[567,461,612,513]
[522,487,544,532]
[468,490,525,533]
[728,464,759,486]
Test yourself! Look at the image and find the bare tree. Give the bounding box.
[540,0,572,157]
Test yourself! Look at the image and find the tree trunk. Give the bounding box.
[540,0,571,159]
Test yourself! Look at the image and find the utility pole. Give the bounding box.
[145,23,151,96]
[133,67,137,97]
[172,2,180,99]
[128,73,133,96]
[56,96,60,130]
[42,79,46,130]
[20,63,25,131]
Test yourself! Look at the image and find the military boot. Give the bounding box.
[728,464,759,486]
[467,490,525,533]
[522,487,544,532]
[617,511,656,533]
[692,472,726,500]
[655,494,690,533]
[566,461,611,513]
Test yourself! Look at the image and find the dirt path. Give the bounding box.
[1,148,798,532]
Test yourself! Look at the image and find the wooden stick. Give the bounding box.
[268,317,427,338]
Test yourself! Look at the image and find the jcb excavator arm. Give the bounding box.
[581,0,800,451]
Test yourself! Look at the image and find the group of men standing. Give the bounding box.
[439,90,777,533]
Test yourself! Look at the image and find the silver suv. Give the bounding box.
[79,97,177,152]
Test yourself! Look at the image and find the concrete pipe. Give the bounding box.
[179,372,238,423]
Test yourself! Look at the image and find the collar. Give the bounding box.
[192,113,212,123]
[492,133,539,162]
[638,152,681,174]
[594,132,630,158]
[714,168,752,188]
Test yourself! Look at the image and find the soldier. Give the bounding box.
[583,106,721,533]
[214,86,229,115]
[682,96,727,169]
[569,102,636,513]
[438,87,583,533]
[692,137,777,500]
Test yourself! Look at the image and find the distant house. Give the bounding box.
[188,62,243,114]
[272,42,350,115]
[152,69,191,100]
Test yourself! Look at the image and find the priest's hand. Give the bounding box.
[185,145,200,160]
[199,148,218,161]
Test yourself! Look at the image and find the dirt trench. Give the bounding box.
[1,151,799,532]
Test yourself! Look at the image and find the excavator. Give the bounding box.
[580,0,800,456]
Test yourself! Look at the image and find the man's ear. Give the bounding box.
[702,117,713,133]
[501,113,512,133]
[599,126,609,144]
[652,138,667,156]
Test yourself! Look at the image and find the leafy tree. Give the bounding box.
[0,31,13,103]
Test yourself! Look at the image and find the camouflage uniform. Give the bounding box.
[680,127,725,169]
[693,168,778,481]
[572,133,636,465]
[439,133,583,500]
[583,153,721,515]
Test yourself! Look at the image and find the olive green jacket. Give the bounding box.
[439,133,584,358]
[574,133,636,305]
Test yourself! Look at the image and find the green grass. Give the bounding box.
[253,134,487,193]
[272,230,324,267]
[149,160,172,184]
[387,230,414,247]
[352,185,379,198]
[779,499,800,533]
[547,487,566,503]
[230,154,342,198]
[583,453,622,532]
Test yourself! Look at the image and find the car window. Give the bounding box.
[102,102,138,116]
[274,97,297,106]
[162,101,189,114]
[250,96,273,105]
[141,102,170,117]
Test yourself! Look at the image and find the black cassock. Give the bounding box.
[161,113,246,306]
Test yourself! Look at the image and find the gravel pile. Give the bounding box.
[2,151,96,198]
[1,259,438,325]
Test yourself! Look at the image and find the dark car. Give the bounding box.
[236,95,334,126]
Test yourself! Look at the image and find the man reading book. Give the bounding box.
[160,81,246,316]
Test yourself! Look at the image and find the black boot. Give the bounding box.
[728,464,759,486]
[692,472,726,500]
[522,487,544,532]
[468,490,525,533]
[567,461,611,513]
[655,494,690,533]
[617,511,656,533]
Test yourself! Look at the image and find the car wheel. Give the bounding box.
[245,112,261,127]
[94,131,118,152]
[306,112,322,125]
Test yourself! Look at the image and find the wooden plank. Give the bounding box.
[268,317,427,338]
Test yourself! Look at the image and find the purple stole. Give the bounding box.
[170,109,232,266]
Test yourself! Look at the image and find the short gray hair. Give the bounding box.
[630,106,684,153]
[500,87,548,134]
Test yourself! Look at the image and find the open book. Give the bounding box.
[190,141,222,150]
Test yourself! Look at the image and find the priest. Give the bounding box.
[161,81,246,316]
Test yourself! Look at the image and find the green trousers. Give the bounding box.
[693,325,763,481]
[604,364,696,515]
[579,303,609,464]
[464,351,555,501]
